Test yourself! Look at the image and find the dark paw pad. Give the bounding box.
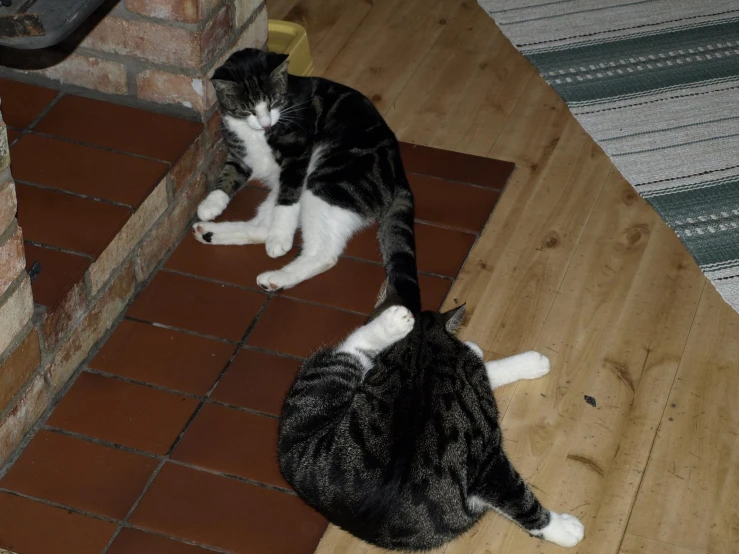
[202,232,213,243]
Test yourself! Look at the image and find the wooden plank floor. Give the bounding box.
[266,1,739,552]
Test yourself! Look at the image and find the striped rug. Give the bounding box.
[477,0,739,312]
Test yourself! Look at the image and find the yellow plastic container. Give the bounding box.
[268,20,314,77]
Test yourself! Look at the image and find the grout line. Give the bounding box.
[81,367,281,420]
[0,487,120,524]
[166,459,297,496]
[24,129,176,167]
[413,217,480,237]
[122,316,238,345]
[339,254,455,281]
[25,91,65,131]
[241,344,305,362]
[42,426,160,459]
[15,179,136,211]
[23,239,95,260]
[118,526,230,553]
[158,268,371,317]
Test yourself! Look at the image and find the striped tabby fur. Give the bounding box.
[192,48,420,313]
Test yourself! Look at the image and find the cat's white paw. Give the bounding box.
[539,512,585,548]
[197,190,229,221]
[464,341,484,359]
[377,306,414,340]
[192,222,213,244]
[516,351,551,380]
[257,270,291,291]
[265,234,293,258]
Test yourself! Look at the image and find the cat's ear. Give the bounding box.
[443,304,466,333]
[210,78,244,110]
[267,53,289,95]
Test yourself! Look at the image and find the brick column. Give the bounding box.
[0,107,41,454]
[0,0,268,121]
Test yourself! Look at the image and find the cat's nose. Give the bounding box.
[262,122,272,129]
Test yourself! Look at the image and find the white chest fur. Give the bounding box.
[224,115,281,188]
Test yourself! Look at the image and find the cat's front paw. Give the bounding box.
[377,306,415,340]
[265,234,293,258]
[257,270,291,291]
[192,222,214,244]
[197,190,229,221]
[539,512,584,548]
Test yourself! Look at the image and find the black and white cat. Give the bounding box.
[193,48,420,312]
[278,284,585,551]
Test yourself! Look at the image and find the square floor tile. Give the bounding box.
[47,372,200,455]
[128,271,266,342]
[210,349,301,416]
[130,463,327,554]
[108,528,212,554]
[24,243,91,309]
[0,78,58,128]
[11,133,169,207]
[418,274,453,311]
[16,184,132,257]
[166,234,283,290]
[1,430,157,519]
[90,319,235,396]
[34,95,203,162]
[247,297,365,358]
[346,222,476,277]
[172,403,287,489]
[409,173,499,233]
[0,491,116,554]
[400,142,514,188]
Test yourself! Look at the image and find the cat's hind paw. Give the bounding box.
[377,306,415,341]
[514,351,551,380]
[538,512,584,548]
[265,234,293,258]
[197,190,229,221]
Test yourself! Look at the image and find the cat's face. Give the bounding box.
[210,49,290,131]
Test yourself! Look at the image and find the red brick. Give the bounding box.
[88,179,168,295]
[171,134,206,195]
[205,142,228,187]
[0,328,40,413]
[200,4,233,65]
[0,372,50,467]
[0,275,33,355]
[235,0,261,28]
[83,17,201,68]
[0,223,25,298]
[0,178,16,233]
[136,70,211,111]
[124,0,200,23]
[47,261,136,393]
[41,280,88,352]
[38,55,127,95]
[136,173,207,282]
[206,109,222,149]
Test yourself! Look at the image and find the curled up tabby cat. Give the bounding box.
[193,48,419,311]
[278,281,585,550]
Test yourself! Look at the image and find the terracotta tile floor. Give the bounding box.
[0,77,202,313]
[0,79,514,553]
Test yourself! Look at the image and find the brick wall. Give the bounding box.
[0,0,268,120]
[0,109,38,460]
[0,105,220,466]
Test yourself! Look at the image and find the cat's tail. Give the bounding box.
[376,188,421,315]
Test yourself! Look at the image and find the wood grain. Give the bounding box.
[264,1,739,552]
